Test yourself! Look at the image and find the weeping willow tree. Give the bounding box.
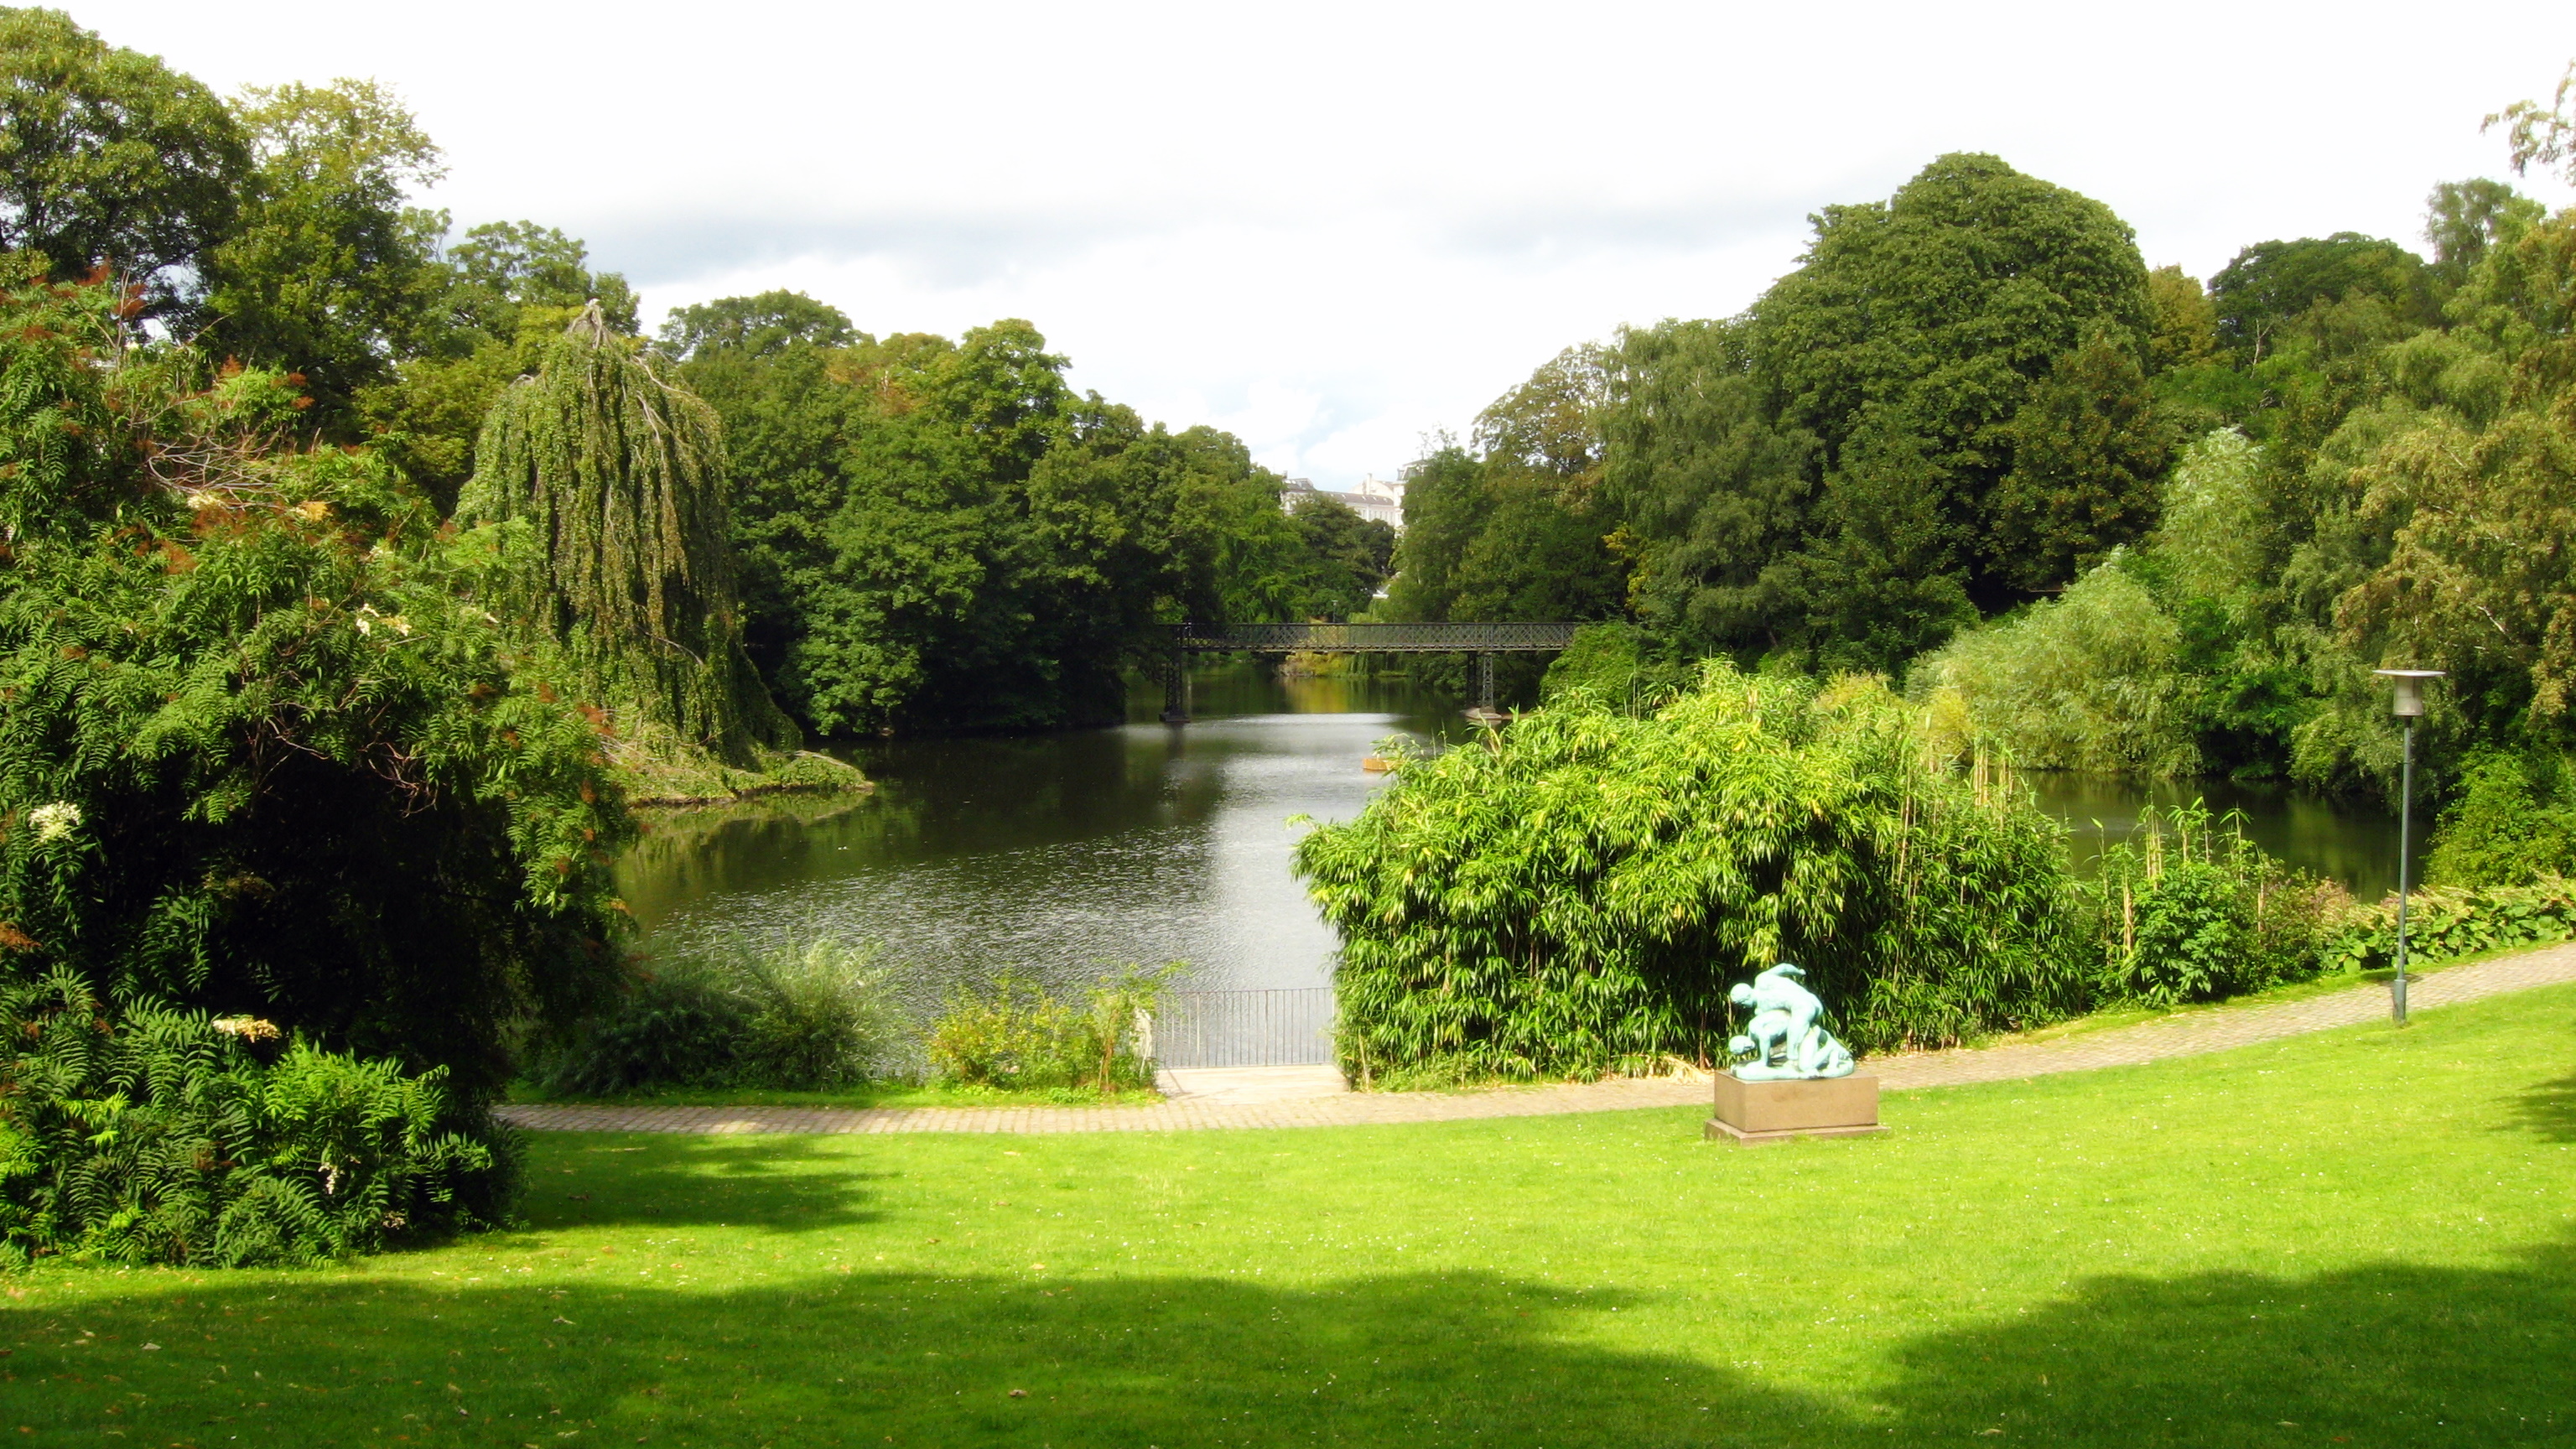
[460,304,796,766]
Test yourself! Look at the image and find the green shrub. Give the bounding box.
[926,974,1071,1087]
[2328,876,2576,971]
[537,938,891,1095]
[2426,750,2576,886]
[733,940,891,1088]
[0,273,631,1201]
[1295,666,2089,1082]
[2117,860,2250,1003]
[536,972,745,1097]
[2085,803,2345,1005]
[0,968,496,1267]
[1539,622,1695,713]
[926,965,1176,1093]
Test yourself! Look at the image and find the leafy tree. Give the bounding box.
[666,299,1337,733]
[1383,444,1485,624]
[201,80,449,430]
[2144,265,2220,372]
[439,221,636,343]
[2210,233,2432,364]
[1288,493,1395,618]
[1597,319,1813,657]
[2424,179,2544,292]
[460,304,796,765]
[1783,416,1979,672]
[360,220,638,510]
[1912,560,2200,776]
[0,273,630,1176]
[0,8,245,318]
[787,322,1190,733]
[659,289,855,361]
[2485,59,2576,185]
[1166,425,1328,623]
[1986,328,2172,592]
[2425,750,2576,886]
[1743,153,2161,646]
[668,307,866,688]
[1474,344,1608,487]
[1389,346,1626,635]
[1448,474,1624,624]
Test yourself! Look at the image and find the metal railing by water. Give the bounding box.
[1149,988,1337,1068]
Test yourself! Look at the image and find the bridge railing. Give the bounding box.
[1172,621,1581,653]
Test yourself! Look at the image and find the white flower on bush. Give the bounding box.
[28,802,80,843]
[212,1015,282,1042]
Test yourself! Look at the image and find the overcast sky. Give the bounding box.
[81,1,2576,487]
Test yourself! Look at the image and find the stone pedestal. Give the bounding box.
[1706,1072,1883,1145]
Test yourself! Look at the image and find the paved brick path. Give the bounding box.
[496,944,2576,1137]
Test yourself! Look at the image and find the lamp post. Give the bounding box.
[2373,669,2444,1025]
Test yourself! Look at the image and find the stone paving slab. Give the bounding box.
[1156,1064,1351,1104]
[496,944,2576,1137]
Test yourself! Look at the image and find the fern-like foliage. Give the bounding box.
[0,967,493,1266]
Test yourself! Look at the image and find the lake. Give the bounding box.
[616,665,2419,1010]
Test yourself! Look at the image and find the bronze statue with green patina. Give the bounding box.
[1726,963,1856,1080]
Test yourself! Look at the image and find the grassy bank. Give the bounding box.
[4,984,2571,1446]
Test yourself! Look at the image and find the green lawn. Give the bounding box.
[505,1081,1168,1110]
[7,985,2573,1447]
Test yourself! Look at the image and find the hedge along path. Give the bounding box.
[496,943,2576,1136]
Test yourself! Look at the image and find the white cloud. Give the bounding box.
[77,0,2576,485]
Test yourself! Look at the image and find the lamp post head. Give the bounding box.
[2374,668,2445,719]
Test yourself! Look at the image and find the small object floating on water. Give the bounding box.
[1361,756,1394,773]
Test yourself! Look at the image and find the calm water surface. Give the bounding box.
[2029,773,2412,901]
[618,667,1468,1005]
[617,668,2420,1007]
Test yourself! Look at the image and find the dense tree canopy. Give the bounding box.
[2210,233,2433,362]
[1749,153,2165,644]
[1567,155,2173,672]
[1388,347,1626,633]
[0,8,243,317]
[667,306,1400,734]
[200,80,449,427]
[13,3,2576,875]
[0,273,631,1146]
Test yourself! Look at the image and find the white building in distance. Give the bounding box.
[1281,473,1406,531]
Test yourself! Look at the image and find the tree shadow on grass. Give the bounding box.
[2509,1071,2576,1142]
[1883,1235,2576,1446]
[513,1132,889,1233]
[13,1234,2576,1447]
[10,1268,1820,1448]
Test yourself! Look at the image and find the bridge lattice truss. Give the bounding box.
[1171,621,1581,654]
[1158,621,1583,721]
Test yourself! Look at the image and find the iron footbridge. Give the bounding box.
[1160,621,1584,721]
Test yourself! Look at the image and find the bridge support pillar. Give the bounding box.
[1475,652,1497,713]
[1161,648,1191,724]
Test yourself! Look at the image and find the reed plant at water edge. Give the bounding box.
[2081,802,2350,1006]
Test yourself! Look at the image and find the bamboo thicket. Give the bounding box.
[1294,665,2087,1082]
